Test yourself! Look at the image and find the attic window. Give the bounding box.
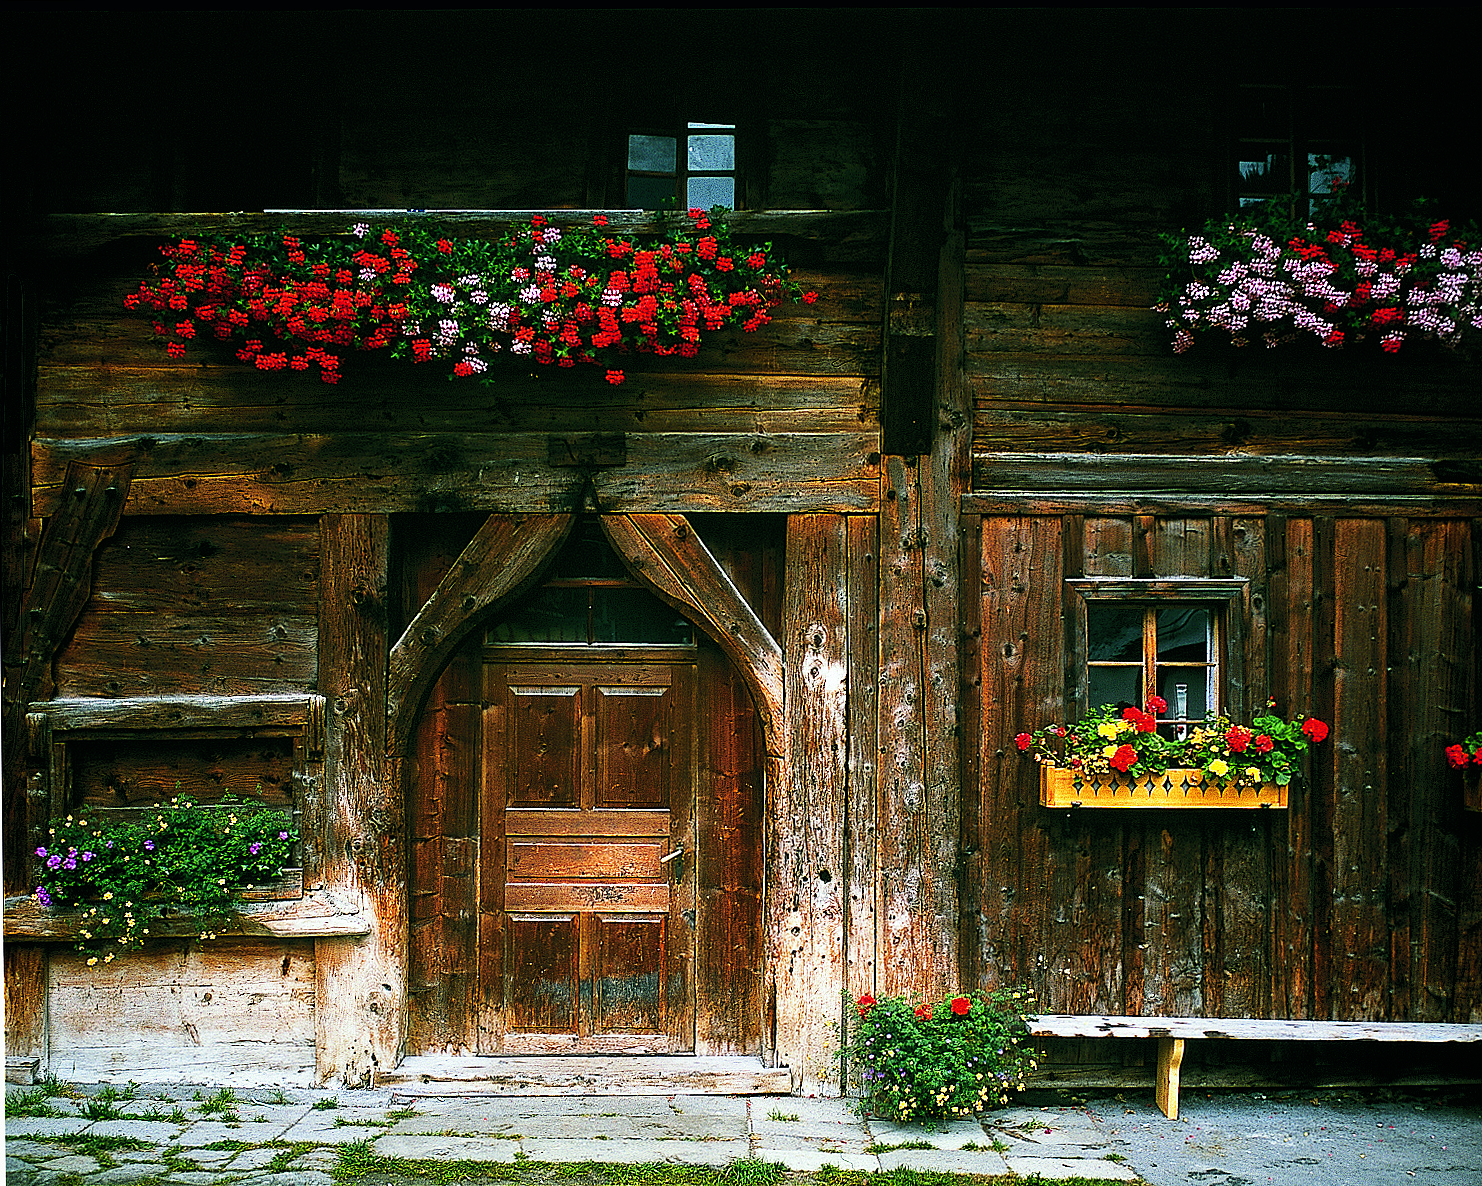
[1233,85,1363,215]
[626,122,737,210]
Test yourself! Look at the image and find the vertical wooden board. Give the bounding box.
[1214,516,1272,1019]
[1389,519,1470,1021]
[1308,517,1339,1021]
[1140,518,1211,1017]
[507,916,578,1033]
[5,945,47,1060]
[977,515,1063,1005]
[878,455,954,998]
[694,645,762,1055]
[595,684,671,809]
[596,915,667,1032]
[1331,518,1388,1020]
[957,514,982,993]
[775,513,847,1091]
[845,515,880,1011]
[314,513,402,1086]
[477,685,509,1051]
[1083,518,1135,579]
[1456,520,1482,1022]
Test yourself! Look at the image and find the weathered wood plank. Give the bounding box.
[315,514,402,1086]
[974,407,1482,459]
[774,514,848,1092]
[966,267,1163,307]
[4,890,368,940]
[845,515,879,1016]
[963,493,1482,518]
[1331,519,1389,1020]
[4,946,47,1060]
[1029,1014,1482,1043]
[972,453,1482,497]
[46,940,317,1085]
[28,694,318,732]
[33,433,883,517]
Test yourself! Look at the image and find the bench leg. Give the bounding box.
[1155,1037,1185,1120]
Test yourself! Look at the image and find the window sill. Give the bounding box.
[1,889,369,942]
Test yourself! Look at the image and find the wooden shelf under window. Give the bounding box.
[1040,767,1288,809]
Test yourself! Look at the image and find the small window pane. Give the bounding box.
[628,135,676,173]
[688,134,734,172]
[487,587,589,644]
[1156,670,1208,726]
[1087,603,1144,663]
[1088,666,1139,712]
[592,589,693,645]
[1156,607,1210,663]
[627,174,677,210]
[686,175,734,210]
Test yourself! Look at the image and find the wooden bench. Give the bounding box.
[1028,1014,1482,1120]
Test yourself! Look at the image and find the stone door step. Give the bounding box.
[382,1055,794,1096]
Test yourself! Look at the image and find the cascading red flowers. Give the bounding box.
[1445,731,1482,769]
[125,210,813,386]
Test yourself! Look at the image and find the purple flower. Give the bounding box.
[46,855,61,870]
[249,843,262,856]
[278,832,289,841]
[34,886,52,907]
[144,841,155,851]
[82,851,94,862]
[35,846,47,858]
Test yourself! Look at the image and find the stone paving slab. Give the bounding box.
[867,1118,987,1148]
[85,1117,190,1142]
[519,1136,750,1165]
[231,1173,334,1186]
[277,1108,398,1144]
[89,1165,171,1184]
[876,1147,1013,1173]
[372,1133,524,1161]
[177,1117,299,1146]
[3,1116,92,1138]
[751,1147,880,1171]
[1006,1152,1141,1180]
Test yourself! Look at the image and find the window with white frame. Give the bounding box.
[626,122,737,210]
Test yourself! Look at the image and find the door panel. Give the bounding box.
[481,658,694,1053]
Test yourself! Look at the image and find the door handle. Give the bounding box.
[660,844,684,883]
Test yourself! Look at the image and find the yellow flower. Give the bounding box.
[103,891,114,900]
[1102,744,1120,760]
[1097,722,1120,740]
[1246,767,1263,782]
[1208,759,1229,777]
[87,957,98,966]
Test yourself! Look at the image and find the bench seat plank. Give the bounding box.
[1028,1015,1482,1043]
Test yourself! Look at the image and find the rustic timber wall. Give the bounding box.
[963,512,1482,1023]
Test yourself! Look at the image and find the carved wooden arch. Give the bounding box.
[386,511,786,763]
[385,513,575,758]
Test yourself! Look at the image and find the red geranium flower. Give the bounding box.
[1015,732,1032,752]
[1145,695,1167,714]
[856,993,877,1017]
[1110,744,1137,773]
[914,1003,933,1020]
[1254,734,1274,753]
[1446,744,1469,769]
[1302,718,1329,744]
[1225,726,1253,753]
[950,996,971,1016]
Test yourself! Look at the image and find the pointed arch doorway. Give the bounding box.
[403,515,777,1059]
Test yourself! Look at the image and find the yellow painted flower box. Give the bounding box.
[1040,766,1288,809]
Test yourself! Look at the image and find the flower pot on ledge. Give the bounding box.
[1040,766,1288,809]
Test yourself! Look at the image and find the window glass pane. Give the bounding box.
[1156,607,1210,663]
[1307,151,1354,207]
[1088,666,1139,713]
[487,587,589,644]
[1155,669,1208,725]
[686,175,734,210]
[1236,150,1291,199]
[1087,603,1144,663]
[627,174,678,209]
[592,588,694,645]
[627,135,676,173]
[688,134,734,172]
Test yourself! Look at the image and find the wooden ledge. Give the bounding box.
[2,890,369,942]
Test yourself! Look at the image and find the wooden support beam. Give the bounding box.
[1156,1037,1185,1120]
[385,513,574,757]
[773,515,849,1092]
[315,514,402,1087]
[600,514,784,757]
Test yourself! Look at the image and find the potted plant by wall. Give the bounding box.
[30,796,298,964]
[1446,732,1482,813]
[1017,697,1328,809]
[839,989,1038,1122]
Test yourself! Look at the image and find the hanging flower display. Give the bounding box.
[1157,186,1480,355]
[124,210,818,386]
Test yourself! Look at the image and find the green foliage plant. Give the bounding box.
[31,796,298,962]
[840,988,1038,1123]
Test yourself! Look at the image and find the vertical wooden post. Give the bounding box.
[315,514,404,1086]
[773,514,848,1093]
[1155,1036,1185,1119]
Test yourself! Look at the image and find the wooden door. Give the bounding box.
[479,658,695,1053]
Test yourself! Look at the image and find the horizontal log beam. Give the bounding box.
[33,433,882,517]
[19,210,890,263]
[2,890,369,941]
[27,694,319,732]
[971,452,1482,497]
[962,492,1482,517]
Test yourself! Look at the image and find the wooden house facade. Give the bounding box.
[5,10,1480,1090]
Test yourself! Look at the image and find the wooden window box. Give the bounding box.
[1465,771,1482,814]
[1040,766,1288,810]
